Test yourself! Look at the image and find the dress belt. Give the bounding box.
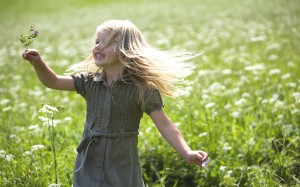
[74,131,139,173]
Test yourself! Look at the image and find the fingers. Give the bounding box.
[22,49,39,61]
[200,151,209,161]
[197,151,210,168]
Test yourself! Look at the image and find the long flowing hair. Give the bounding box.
[68,20,199,99]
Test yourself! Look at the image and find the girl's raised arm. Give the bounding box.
[22,49,75,91]
[150,108,209,167]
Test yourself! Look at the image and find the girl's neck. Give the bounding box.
[103,67,124,87]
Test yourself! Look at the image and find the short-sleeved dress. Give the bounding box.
[71,72,164,187]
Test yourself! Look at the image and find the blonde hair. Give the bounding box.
[68,20,199,98]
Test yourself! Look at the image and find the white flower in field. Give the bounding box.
[2,106,11,112]
[287,61,295,67]
[274,100,285,109]
[23,151,32,156]
[31,144,46,151]
[286,82,297,88]
[208,82,225,92]
[267,43,281,50]
[222,69,232,75]
[268,54,278,61]
[292,109,300,114]
[268,68,281,76]
[292,93,300,103]
[244,63,265,72]
[205,102,216,109]
[269,94,280,104]
[5,154,14,162]
[242,93,251,98]
[281,73,291,80]
[0,99,10,105]
[220,166,227,172]
[64,116,72,122]
[225,104,232,109]
[201,94,210,100]
[231,111,241,118]
[39,104,59,114]
[0,150,6,158]
[235,98,247,106]
[9,134,16,139]
[199,132,207,137]
[28,124,39,130]
[250,35,266,42]
[178,86,193,96]
[222,142,232,151]
[292,92,300,99]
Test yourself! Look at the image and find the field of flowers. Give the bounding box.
[0,0,299,186]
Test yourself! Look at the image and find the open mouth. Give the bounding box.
[94,52,105,59]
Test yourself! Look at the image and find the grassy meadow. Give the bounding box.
[0,0,300,186]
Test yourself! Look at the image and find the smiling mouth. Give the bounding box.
[94,52,105,58]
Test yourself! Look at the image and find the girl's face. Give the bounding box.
[93,30,120,68]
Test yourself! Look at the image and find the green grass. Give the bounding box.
[1,0,300,186]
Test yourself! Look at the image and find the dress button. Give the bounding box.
[97,160,103,167]
[97,147,104,153]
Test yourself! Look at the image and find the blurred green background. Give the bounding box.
[0,0,299,186]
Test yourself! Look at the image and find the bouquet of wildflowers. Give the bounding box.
[20,24,39,49]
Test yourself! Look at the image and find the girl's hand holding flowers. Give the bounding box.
[20,24,42,64]
[22,49,42,64]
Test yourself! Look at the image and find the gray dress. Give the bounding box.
[71,72,164,187]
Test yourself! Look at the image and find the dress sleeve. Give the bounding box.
[71,72,92,99]
[143,88,164,115]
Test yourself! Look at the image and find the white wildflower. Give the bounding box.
[267,43,281,50]
[268,54,278,61]
[28,125,39,130]
[250,35,266,42]
[225,104,232,109]
[244,64,265,72]
[286,82,297,88]
[5,154,14,162]
[274,100,285,109]
[268,69,281,76]
[281,73,291,80]
[201,94,210,100]
[199,132,207,137]
[231,111,241,118]
[222,69,232,75]
[2,106,11,112]
[0,99,10,105]
[242,93,251,98]
[31,144,46,151]
[23,151,32,156]
[9,134,16,139]
[208,82,225,92]
[0,150,6,158]
[39,104,59,114]
[220,166,227,172]
[235,98,247,106]
[287,62,295,67]
[205,102,216,109]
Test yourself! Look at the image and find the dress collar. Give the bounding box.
[92,72,132,83]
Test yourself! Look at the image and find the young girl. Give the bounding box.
[22,20,209,187]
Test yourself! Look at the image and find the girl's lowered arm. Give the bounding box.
[22,49,75,91]
[150,108,208,167]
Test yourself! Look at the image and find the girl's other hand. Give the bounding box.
[185,150,209,168]
[22,49,42,64]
